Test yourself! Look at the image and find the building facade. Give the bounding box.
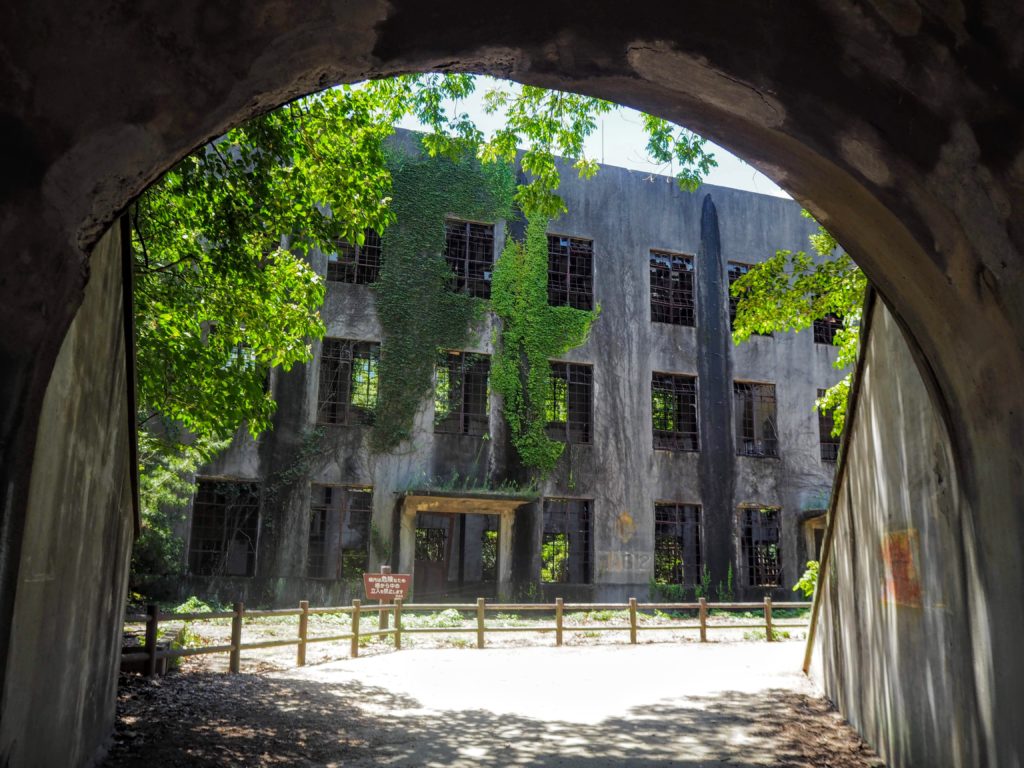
[178,147,842,606]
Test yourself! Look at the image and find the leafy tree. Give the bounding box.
[130,74,717,576]
[730,212,867,435]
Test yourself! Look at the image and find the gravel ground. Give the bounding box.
[105,641,884,767]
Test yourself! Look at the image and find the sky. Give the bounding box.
[395,77,789,199]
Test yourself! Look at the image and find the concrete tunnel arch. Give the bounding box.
[1,2,1022,765]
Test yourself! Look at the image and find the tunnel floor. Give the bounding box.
[105,643,883,766]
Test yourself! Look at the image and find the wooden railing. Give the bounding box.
[122,597,811,675]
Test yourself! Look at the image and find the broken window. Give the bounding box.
[317,338,379,425]
[650,250,695,326]
[728,262,771,336]
[546,362,592,444]
[188,480,260,577]
[654,503,702,585]
[327,228,382,284]
[652,373,699,452]
[734,381,779,457]
[547,234,594,310]
[445,219,495,298]
[813,313,843,345]
[741,507,782,587]
[306,485,372,579]
[542,498,592,584]
[818,388,840,462]
[434,351,490,436]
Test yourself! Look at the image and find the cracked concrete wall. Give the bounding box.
[188,154,839,605]
[815,297,1008,766]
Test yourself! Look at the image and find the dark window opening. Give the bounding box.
[652,373,699,452]
[444,219,494,298]
[818,388,840,462]
[415,527,447,562]
[317,338,379,425]
[188,480,260,577]
[734,381,778,457]
[813,313,843,345]
[546,363,592,444]
[327,229,382,284]
[728,261,771,336]
[435,352,490,436]
[542,498,592,584]
[306,485,372,579]
[650,250,695,326]
[654,503,702,585]
[742,507,782,587]
[547,235,593,310]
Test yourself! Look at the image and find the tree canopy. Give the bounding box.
[730,212,867,435]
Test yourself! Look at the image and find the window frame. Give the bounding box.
[306,484,373,580]
[545,362,593,445]
[817,388,840,462]
[649,249,696,326]
[434,351,490,436]
[813,313,843,345]
[733,380,779,458]
[653,502,703,586]
[316,338,380,426]
[327,228,382,285]
[547,233,594,310]
[740,506,782,588]
[187,479,261,577]
[651,372,700,452]
[728,261,772,337]
[541,497,593,584]
[444,218,495,299]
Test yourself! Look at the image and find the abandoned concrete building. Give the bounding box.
[175,142,843,605]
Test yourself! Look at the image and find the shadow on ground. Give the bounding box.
[105,670,882,767]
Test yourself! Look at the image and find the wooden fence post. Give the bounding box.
[699,597,707,643]
[629,597,638,644]
[393,597,402,650]
[144,604,159,677]
[378,565,391,631]
[764,596,774,642]
[555,597,563,647]
[229,602,243,674]
[297,600,309,667]
[476,597,486,649]
[351,599,361,658]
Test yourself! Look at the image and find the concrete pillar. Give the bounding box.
[399,507,415,580]
[498,510,514,600]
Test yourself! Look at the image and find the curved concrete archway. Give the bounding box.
[1,2,1022,765]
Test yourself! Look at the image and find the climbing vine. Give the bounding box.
[371,148,516,452]
[491,215,599,473]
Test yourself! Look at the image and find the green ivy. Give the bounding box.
[490,214,599,472]
[370,148,516,452]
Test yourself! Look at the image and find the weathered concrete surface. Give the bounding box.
[0,223,134,767]
[1,2,1024,765]
[815,296,1001,766]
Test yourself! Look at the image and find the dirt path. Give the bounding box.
[106,642,883,767]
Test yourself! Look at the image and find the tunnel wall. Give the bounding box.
[0,223,135,767]
[816,297,989,767]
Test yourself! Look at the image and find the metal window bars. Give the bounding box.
[813,313,843,345]
[728,261,772,336]
[542,498,593,584]
[742,507,782,587]
[547,235,594,310]
[327,229,382,284]
[545,363,593,444]
[654,503,702,585]
[650,250,695,326]
[306,485,373,579]
[434,352,490,436]
[316,339,380,425]
[734,382,779,457]
[444,220,495,298]
[651,373,699,451]
[188,481,261,577]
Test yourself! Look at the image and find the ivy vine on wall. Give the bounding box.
[491,214,599,473]
[370,147,516,452]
